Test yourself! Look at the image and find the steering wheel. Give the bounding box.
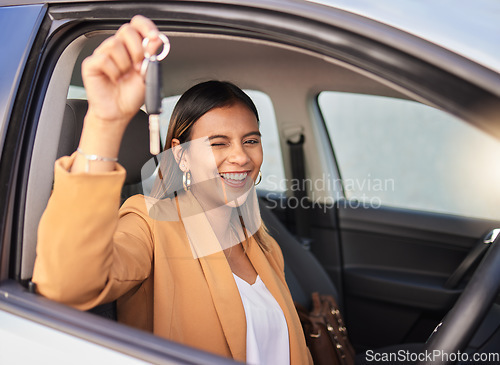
[417,238,500,365]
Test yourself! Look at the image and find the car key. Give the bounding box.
[145,56,162,155]
[142,34,170,155]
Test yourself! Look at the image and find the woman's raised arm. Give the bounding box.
[32,16,161,308]
[73,15,162,173]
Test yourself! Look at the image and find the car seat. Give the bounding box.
[58,99,154,203]
[258,196,340,308]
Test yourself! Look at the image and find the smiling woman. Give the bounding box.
[159,89,286,193]
[31,15,312,365]
[3,0,500,363]
[168,81,263,206]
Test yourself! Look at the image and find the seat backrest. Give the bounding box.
[258,196,340,309]
[58,99,153,188]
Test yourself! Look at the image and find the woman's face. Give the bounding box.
[179,101,263,207]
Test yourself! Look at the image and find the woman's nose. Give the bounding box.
[227,144,250,165]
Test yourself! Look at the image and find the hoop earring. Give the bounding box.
[183,171,192,191]
[254,170,262,186]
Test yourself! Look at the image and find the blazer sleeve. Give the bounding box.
[32,155,154,310]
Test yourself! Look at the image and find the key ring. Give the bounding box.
[141,33,170,76]
[143,33,170,61]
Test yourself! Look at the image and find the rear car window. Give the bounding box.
[318,91,500,220]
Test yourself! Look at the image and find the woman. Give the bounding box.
[32,15,312,365]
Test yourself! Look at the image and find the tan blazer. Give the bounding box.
[33,155,313,364]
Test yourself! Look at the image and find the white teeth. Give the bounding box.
[220,172,248,181]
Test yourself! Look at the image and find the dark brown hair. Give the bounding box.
[164,80,259,148]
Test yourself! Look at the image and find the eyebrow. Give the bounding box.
[208,131,261,140]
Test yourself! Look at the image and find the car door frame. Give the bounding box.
[2,0,500,360]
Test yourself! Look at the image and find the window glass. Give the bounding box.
[318,91,500,220]
[160,90,285,192]
[67,85,87,99]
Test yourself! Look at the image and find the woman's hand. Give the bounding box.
[73,15,162,173]
[82,15,162,126]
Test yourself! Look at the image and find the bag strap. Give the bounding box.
[321,294,356,363]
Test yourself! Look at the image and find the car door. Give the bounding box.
[1,0,499,361]
[315,91,500,351]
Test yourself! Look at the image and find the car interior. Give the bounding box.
[17,12,500,362]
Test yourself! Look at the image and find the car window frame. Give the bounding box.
[2,0,500,362]
[0,3,46,281]
[316,90,500,220]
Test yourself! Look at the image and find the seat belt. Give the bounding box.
[287,134,313,248]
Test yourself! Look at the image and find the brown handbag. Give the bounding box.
[296,293,355,365]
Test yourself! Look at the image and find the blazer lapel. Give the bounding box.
[177,192,247,362]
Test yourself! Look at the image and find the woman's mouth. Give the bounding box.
[219,172,249,188]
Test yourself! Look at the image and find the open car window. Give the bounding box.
[2,1,499,363]
[319,91,500,220]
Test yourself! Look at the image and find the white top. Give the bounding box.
[233,273,290,365]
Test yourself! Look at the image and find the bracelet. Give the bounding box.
[76,147,118,173]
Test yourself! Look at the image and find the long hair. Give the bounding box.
[152,80,270,251]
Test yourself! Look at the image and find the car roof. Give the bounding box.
[310,0,500,73]
[2,0,499,74]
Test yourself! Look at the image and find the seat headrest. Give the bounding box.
[59,99,154,185]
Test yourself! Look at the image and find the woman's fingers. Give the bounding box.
[94,37,133,78]
[116,23,145,71]
[130,15,163,57]
[81,15,161,122]
[90,15,162,80]
[130,15,159,40]
[82,52,122,83]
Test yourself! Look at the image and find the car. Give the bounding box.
[1,0,499,363]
